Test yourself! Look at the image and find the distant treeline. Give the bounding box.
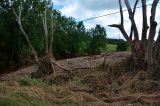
[107,38,126,44]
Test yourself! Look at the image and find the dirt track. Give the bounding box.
[0,51,131,81]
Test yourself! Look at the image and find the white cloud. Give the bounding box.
[53,0,160,39]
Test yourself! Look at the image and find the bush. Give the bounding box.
[116,41,128,51]
[18,75,45,86]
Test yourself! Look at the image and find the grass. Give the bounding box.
[0,72,159,106]
[0,97,51,106]
[106,44,117,52]
[133,103,158,106]
[18,75,46,86]
[1,75,105,106]
[101,43,131,52]
[101,44,117,52]
[0,75,79,106]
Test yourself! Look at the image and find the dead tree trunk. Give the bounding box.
[13,6,40,64]
[109,0,160,71]
[13,5,70,78]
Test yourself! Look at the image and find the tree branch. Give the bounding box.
[108,24,121,28]
[125,0,139,41]
[109,0,131,42]
[13,5,39,64]
[49,11,55,57]
[130,0,139,40]
[145,0,159,64]
[148,0,159,41]
[141,0,149,40]
[119,0,124,26]
[42,8,49,55]
[151,0,159,22]
[133,0,139,15]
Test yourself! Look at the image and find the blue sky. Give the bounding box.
[52,0,160,39]
[54,5,64,10]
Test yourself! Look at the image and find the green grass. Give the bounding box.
[101,43,131,52]
[0,96,80,106]
[0,97,52,106]
[18,75,46,86]
[100,44,117,52]
[105,44,117,52]
[0,76,79,106]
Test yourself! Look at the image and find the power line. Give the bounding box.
[54,2,160,31]
[81,2,160,22]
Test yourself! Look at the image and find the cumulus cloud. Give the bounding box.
[53,0,160,39]
[78,0,119,11]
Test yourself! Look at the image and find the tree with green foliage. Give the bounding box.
[88,25,107,54]
[0,0,50,72]
[116,41,128,51]
[0,0,108,74]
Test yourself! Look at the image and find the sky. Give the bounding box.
[52,0,160,39]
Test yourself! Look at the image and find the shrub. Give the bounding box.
[116,41,128,51]
[18,75,45,86]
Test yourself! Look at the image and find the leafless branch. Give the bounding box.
[42,8,49,55]
[141,0,149,40]
[50,58,70,72]
[150,0,159,23]
[145,0,159,64]
[148,0,159,41]
[119,0,124,26]
[49,11,55,57]
[13,5,39,64]
[108,24,121,28]
[109,0,130,42]
[130,0,139,40]
[125,0,139,41]
[133,0,139,15]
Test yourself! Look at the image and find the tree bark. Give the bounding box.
[13,6,40,64]
[141,0,149,41]
[42,9,49,55]
[130,0,139,40]
[49,11,55,58]
[153,29,160,63]
[124,0,139,41]
[145,0,159,66]
[109,0,160,71]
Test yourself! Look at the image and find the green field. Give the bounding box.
[106,44,117,52]
[102,43,130,52]
[101,44,117,52]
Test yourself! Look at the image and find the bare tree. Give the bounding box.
[13,5,70,77]
[109,0,160,71]
[13,5,40,64]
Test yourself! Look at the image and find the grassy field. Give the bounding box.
[101,44,117,52]
[106,44,117,52]
[102,43,130,52]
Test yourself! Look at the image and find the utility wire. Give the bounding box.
[81,2,160,22]
[54,2,160,31]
